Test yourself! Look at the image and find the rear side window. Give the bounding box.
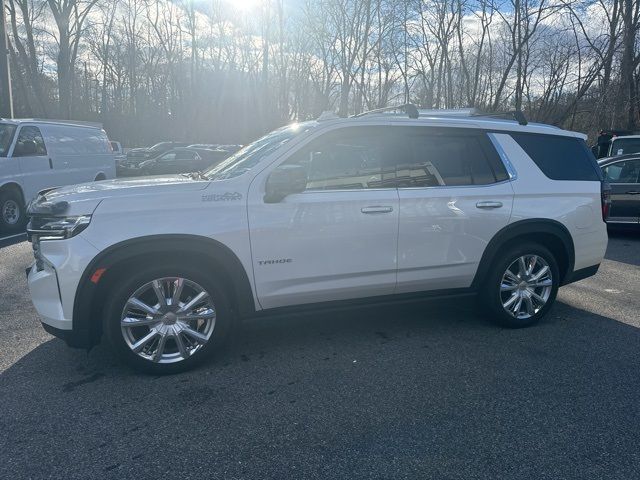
[393,128,508,187]
[510,133,601,181]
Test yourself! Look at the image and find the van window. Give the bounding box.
[14,126,47,156]
[43,126,111,155]
[0,124,16,157]
[510,133,601,181]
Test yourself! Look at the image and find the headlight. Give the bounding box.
[27,215,92,241]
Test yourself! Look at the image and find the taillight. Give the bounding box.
[601,182,611,221]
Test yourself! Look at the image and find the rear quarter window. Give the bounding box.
[510,133,601,181]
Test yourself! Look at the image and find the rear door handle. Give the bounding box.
[361,206,394,214]
[625,191,640,195]
[476,201,503,209]
[48,158,53,169]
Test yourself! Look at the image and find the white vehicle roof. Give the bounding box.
[0,118,103,130]
[315,109,587,140]
[611,135,640,140]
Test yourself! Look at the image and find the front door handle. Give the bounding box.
[625,191,640,195]
[361,206,394,214]
[48,158,53,169]
[476,201,503,209]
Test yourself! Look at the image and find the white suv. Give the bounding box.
[26,107,609,373]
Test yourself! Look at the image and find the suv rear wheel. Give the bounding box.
[0,189,26,234]
[103,263,232,373]
[482,243,560,328]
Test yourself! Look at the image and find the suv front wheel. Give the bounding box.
[482,243,560,328]
[103,263,232,373]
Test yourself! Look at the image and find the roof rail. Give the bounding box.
[353,105,528,125]
[470,110,528,126]
[21,118,103,128]
[352,103,420,119]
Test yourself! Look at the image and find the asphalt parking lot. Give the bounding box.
[1,232,639,479]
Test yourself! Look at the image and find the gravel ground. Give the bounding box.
[0,231,639,479]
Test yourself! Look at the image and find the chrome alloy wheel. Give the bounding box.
[120,277,216,364]
[499,255,553,320]
[2,199,19,225]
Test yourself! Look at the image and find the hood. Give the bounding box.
[28,176,210,216]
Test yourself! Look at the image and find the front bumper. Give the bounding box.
[27,261,70,331]
[26,235,100,348]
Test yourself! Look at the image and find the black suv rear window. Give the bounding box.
[510,133,601,181]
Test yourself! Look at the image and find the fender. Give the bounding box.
[471,219,575,289]
[72,234,256,348]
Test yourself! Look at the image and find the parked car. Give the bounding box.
[592,130,640,158]
[118,147,231,177]
[118,142,192,176]
[599,154,640,226]
[188,144,243,154]
[608,135,640,157]
[0,119,114,233]
[26,106,608,373]
[125,141,191,162]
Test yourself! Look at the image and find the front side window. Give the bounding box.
[14,126,47,157]
[282,126,395,191]
[0,123,16,157]
[603,160,640,183]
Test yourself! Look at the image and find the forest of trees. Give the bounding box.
[3,0,640,146]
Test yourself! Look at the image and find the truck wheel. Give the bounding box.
[103,262,233,374]
[481,243,560,328]
[0,189,27,234]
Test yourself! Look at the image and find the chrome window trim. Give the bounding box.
[487,132,517,180]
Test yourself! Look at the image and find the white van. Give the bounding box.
[0,119,115,233]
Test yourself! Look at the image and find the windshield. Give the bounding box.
[0,123,17,157]
[611,138,640,156]
[204,122,316,180]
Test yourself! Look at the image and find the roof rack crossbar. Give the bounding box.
[353,103,419,119]
[470,110,528,126]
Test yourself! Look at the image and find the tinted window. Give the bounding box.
[15,126,47,156]
[510,133,600,181]
[603,160,640,183]
[394,129,503,187]
[283,127,393,190]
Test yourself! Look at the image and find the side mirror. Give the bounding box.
[15,140,38,156]
[265,164,307,203]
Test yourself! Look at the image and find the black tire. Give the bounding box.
[0,189,27,234]
[481,242,560,328]
[103,262,233,374]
